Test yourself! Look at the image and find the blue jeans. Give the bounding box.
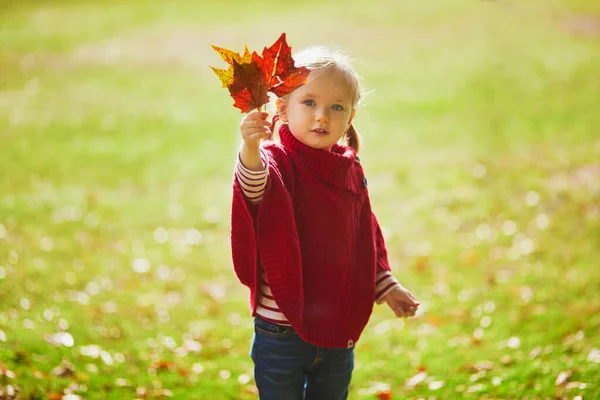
[250,317,354,400]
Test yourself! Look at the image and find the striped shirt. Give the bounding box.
[235,148,400,325]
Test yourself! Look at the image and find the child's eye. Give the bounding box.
[332,104,344,111]
[303,99,315,106]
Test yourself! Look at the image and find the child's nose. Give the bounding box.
[316,108,329,123]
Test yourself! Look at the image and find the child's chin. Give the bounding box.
[309,141,333,150]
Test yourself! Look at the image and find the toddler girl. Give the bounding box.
[230,46,419,399]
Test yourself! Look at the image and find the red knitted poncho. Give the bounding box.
[231,124,392,348]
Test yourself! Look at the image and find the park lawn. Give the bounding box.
[1,0,599,398]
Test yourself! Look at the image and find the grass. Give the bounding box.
[1,0,599,398]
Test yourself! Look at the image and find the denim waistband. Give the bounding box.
[255,316,296,335]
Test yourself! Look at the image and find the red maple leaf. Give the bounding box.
[210,33,310,113]
[262,33,312,98]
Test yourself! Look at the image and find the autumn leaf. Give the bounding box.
[52,358,76,378]
[555,370,572,386]
[405,370,427,389]
[261,33,311,97]
[210,45,252,88]
[228,55,270,113]
[375,391,392,400]
[210,33,310,113]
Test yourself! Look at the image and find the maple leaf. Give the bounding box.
[210,45,251,88]
[227,53,270,112]
[210,33,310,113]
[262,33,311,98]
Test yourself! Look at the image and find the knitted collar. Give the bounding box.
[278,123,364,193]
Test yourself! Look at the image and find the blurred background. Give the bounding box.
[0,0,599,399]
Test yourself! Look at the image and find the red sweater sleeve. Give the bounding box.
[372,213,391,273]
[372,213,401,303]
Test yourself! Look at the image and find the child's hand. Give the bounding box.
[384,285,420,318]
[240,111,272,150]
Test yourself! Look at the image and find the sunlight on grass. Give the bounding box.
[1,0,599,398]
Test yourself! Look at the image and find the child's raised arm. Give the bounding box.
[235,111,271,204]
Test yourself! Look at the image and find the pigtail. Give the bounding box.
[346,124,361,153]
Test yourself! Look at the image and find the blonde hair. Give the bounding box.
[277,47,364,153]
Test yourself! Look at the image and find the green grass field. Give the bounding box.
[1,0,599,398]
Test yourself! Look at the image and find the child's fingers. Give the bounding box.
[394,306,407,318]
[241,120,271,133]
[242,132,271,146]
[241,121,271,141]
[244,128,271,140]
[244,111,269,121]
[248,131,271,141]
[406,294,419,306]
[405,305,418,316]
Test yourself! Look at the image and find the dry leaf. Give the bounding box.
[149,360,176,374]
[210,33,310,113]
[150,389,173,398]
[588,348,600,363]
[428,381,445,390]
[500,355,513,365]
[375,390,392,400]
[555,370,571,386]
[405,371,427,389]
[52,359,76,378]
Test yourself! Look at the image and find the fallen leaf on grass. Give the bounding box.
[469,370,486,382]
[136,387,147,398]
[115,378,131,387]
[0,362,16,379]
[466,384,484,393]
[529,346,542,359]
[176,366,191,378]
[555,370,572,386]
[463,360,494,373]
[588,348,600,363]
[241,385,259,396]
[52,359,76,378]
[566,382,587,390]
[405,370,427,389]
[428,381,445,390]
[150,389,173,398]
[149,360,176,373]
[182,339,202,353]
[44,332,75,347]
[361,382,391,399]
[375,390,392,400]
[500,355,513,365]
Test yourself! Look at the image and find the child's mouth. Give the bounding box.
[312,129,329,136]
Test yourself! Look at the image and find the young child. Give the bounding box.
[230,46,419,399]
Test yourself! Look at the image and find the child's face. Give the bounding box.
[279,72,356,151]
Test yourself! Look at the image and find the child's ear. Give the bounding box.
[276,99,288,123]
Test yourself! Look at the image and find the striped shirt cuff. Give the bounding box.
[375,271,400,304]
[235,148,269,204]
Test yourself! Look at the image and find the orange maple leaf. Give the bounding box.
[210,33,310,113]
